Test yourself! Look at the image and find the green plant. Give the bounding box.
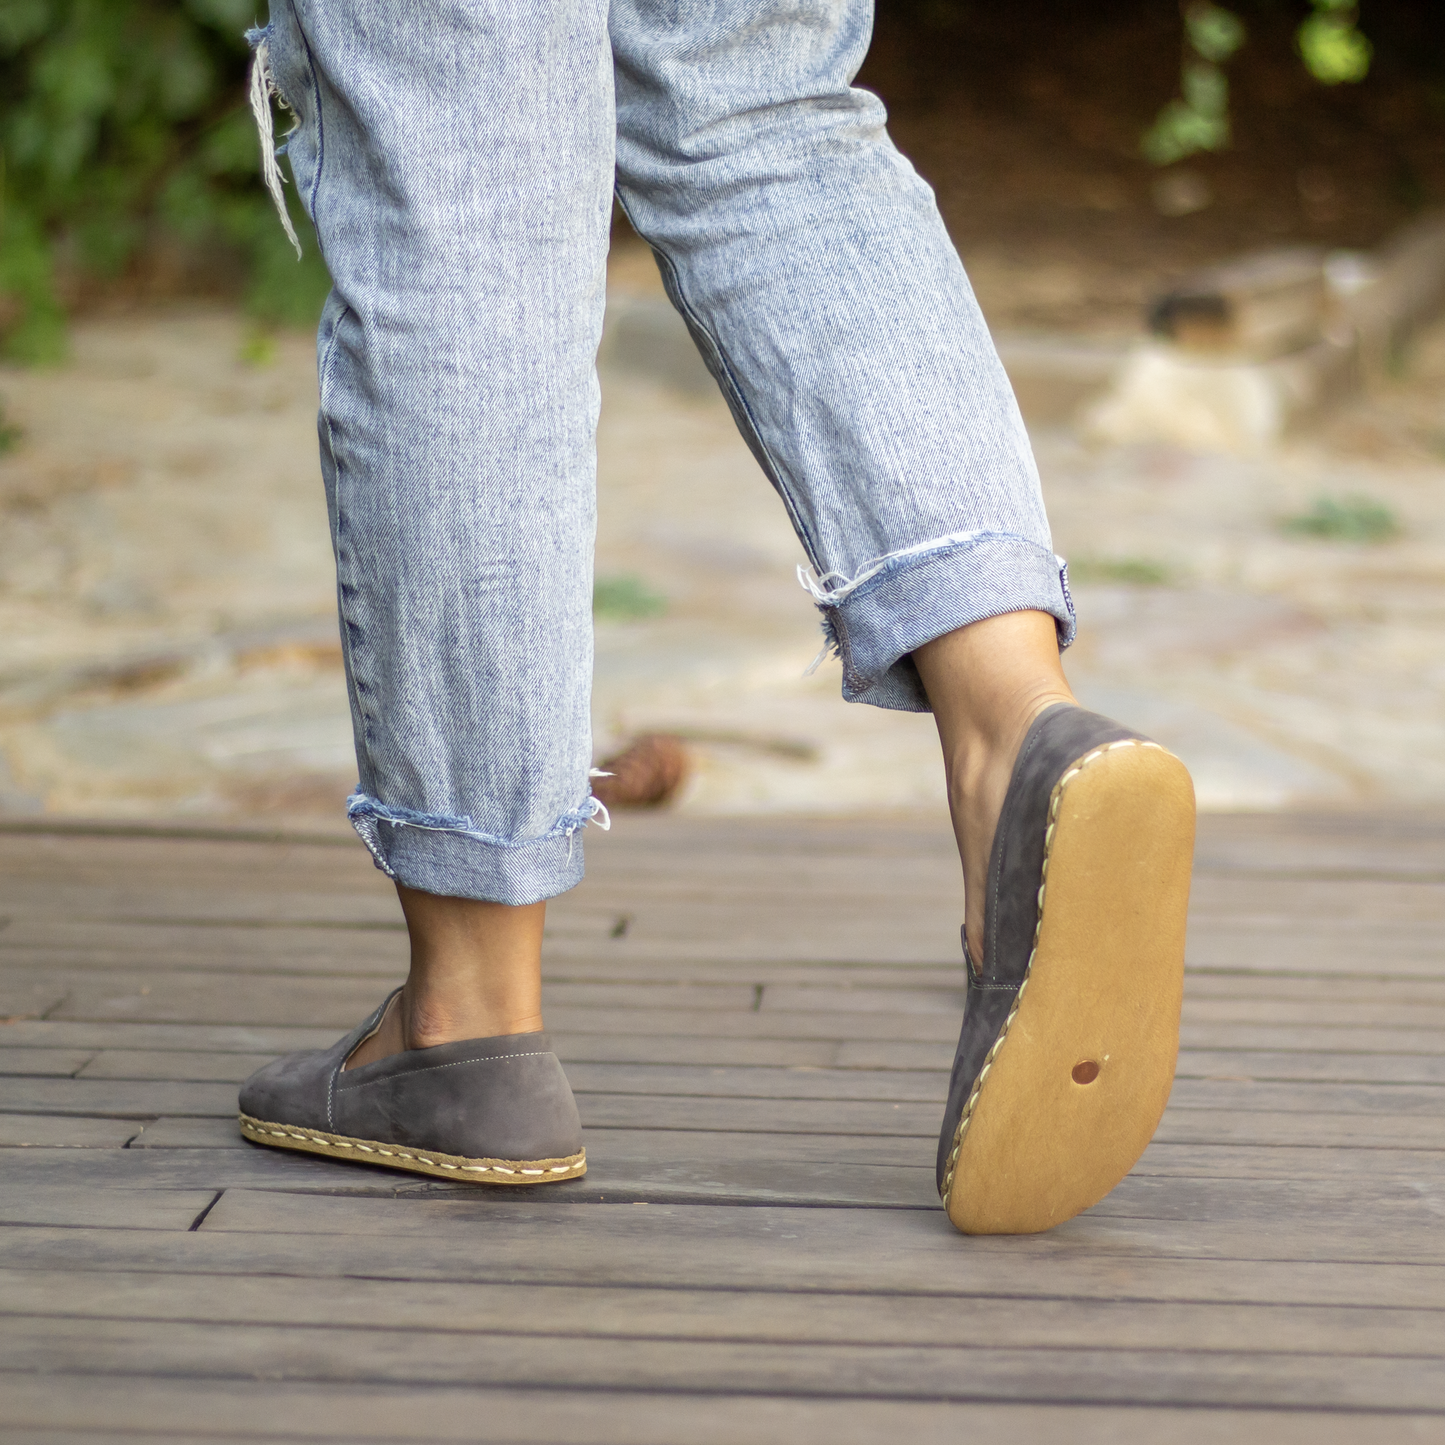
[1142,3,1246,166]
[1067,556,1174,586]
[1281,494,1400,542]
[0,399,19,452]
[1298,0,1372,84]
[1144,0,1372,168]
[237,324,276,367]
[0,0,329,363]
[593,574,667,621]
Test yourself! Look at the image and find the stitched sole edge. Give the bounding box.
[941,738,1194,1234]
[238,1113,586,1184]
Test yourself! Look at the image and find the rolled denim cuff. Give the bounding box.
[813,532,1076,713]
[346,793,599,905]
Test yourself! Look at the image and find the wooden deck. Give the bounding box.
[1,810,1442,1443]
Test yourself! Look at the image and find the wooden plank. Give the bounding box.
[836,1040,1445,1081]
[0,982,68,1020]
[541,1067,1441,1115]
[0,1020,342,1053]
[565,1063,950,1101]
[14,967,1445,1048]
[5,1268,1441,1357]
[0,930,970,991]
[1167,1079,1445,1115]
[6,1223,1442,1307]
[129,1118,255,1149]
[39,974,398,1029]
[1134,1143,1445,1179]
[1177,1024,1445,1053]
[45,1114,1445,1185]
[2,1375,1434,1445]
[196,1191,1445,1266]
[67,1055,951,1099]
[4,813,1444,1438]
[553,1035,841,1067]
[4,1314,1445,1410]
[1153,1111,1445,1149]
[0,1049,95,1077]
[775,985,1445,1029]
[0,1020,845,1070]
[1183,973,1445,1007]
[758,985,963,1015]
[1183,941,1445,979]
[36,1079,1426,1156]
[1183,999,1445,1028]
[576,1095,941,1136]
[0,1079,238,1117]
[0,1115,142,1148]
[0,1143,941,1211]
[0,1185,215,1231]
[74,1051,277,1083]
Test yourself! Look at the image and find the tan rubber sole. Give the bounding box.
[239,1113,586,1185]
[944,739,1195,1236]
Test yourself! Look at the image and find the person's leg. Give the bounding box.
[912,612,1076,964]
[611,0,1073,923]
[235,0,613,1177]
[343,891,545,1070]
[254,0,614,1028]
[611,0,1194,1234]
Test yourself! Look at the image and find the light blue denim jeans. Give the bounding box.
[253,0,1074,906]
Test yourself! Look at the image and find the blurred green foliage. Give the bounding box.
[1145,0,1371,167]
[593,574,668,621]
[0,0,328,363]
[1068,556,1174,586]
[1298,0,1373,85]
[1282,495,1401,543]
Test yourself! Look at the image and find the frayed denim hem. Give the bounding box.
[800,531,1077,713]
[347,792,608,906]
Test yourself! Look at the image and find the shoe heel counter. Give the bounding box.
[517,1051,584,1159]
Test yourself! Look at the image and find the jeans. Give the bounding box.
[253,0,1074,907]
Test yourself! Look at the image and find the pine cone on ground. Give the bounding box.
[591,733,690,808]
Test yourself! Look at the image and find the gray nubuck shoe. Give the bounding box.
[238,989,586,1184]
[936,704,1195,1235]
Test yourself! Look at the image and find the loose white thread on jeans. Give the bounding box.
[796,529,989,610]
[248,40,302,260]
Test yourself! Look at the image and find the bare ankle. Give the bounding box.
[913,612,1078,963]
[401,986,543,1049]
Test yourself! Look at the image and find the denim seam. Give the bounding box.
[337,1051,554,1094]
[811,530,1065,614]
[348,793,602,849]
[615,191,824,575]
[808,531,1072,692]
[317,303,379,771]
[283,0,327,231]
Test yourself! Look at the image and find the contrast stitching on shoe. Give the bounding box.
[336,1050,555,1093]
[941,738,1161,1207]
[238,1117,583,1176]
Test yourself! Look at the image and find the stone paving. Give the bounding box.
[0,285,1441,824]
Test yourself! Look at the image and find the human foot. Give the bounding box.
[344,889,545,1070]
[934,705,1195,1234]
[238,989,585,1183]
[913,610,1076,962]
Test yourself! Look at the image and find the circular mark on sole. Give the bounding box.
[1072,1060,1101,1085]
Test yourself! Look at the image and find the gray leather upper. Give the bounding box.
[239,989,583,1162]
[935,705,1139,1195]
